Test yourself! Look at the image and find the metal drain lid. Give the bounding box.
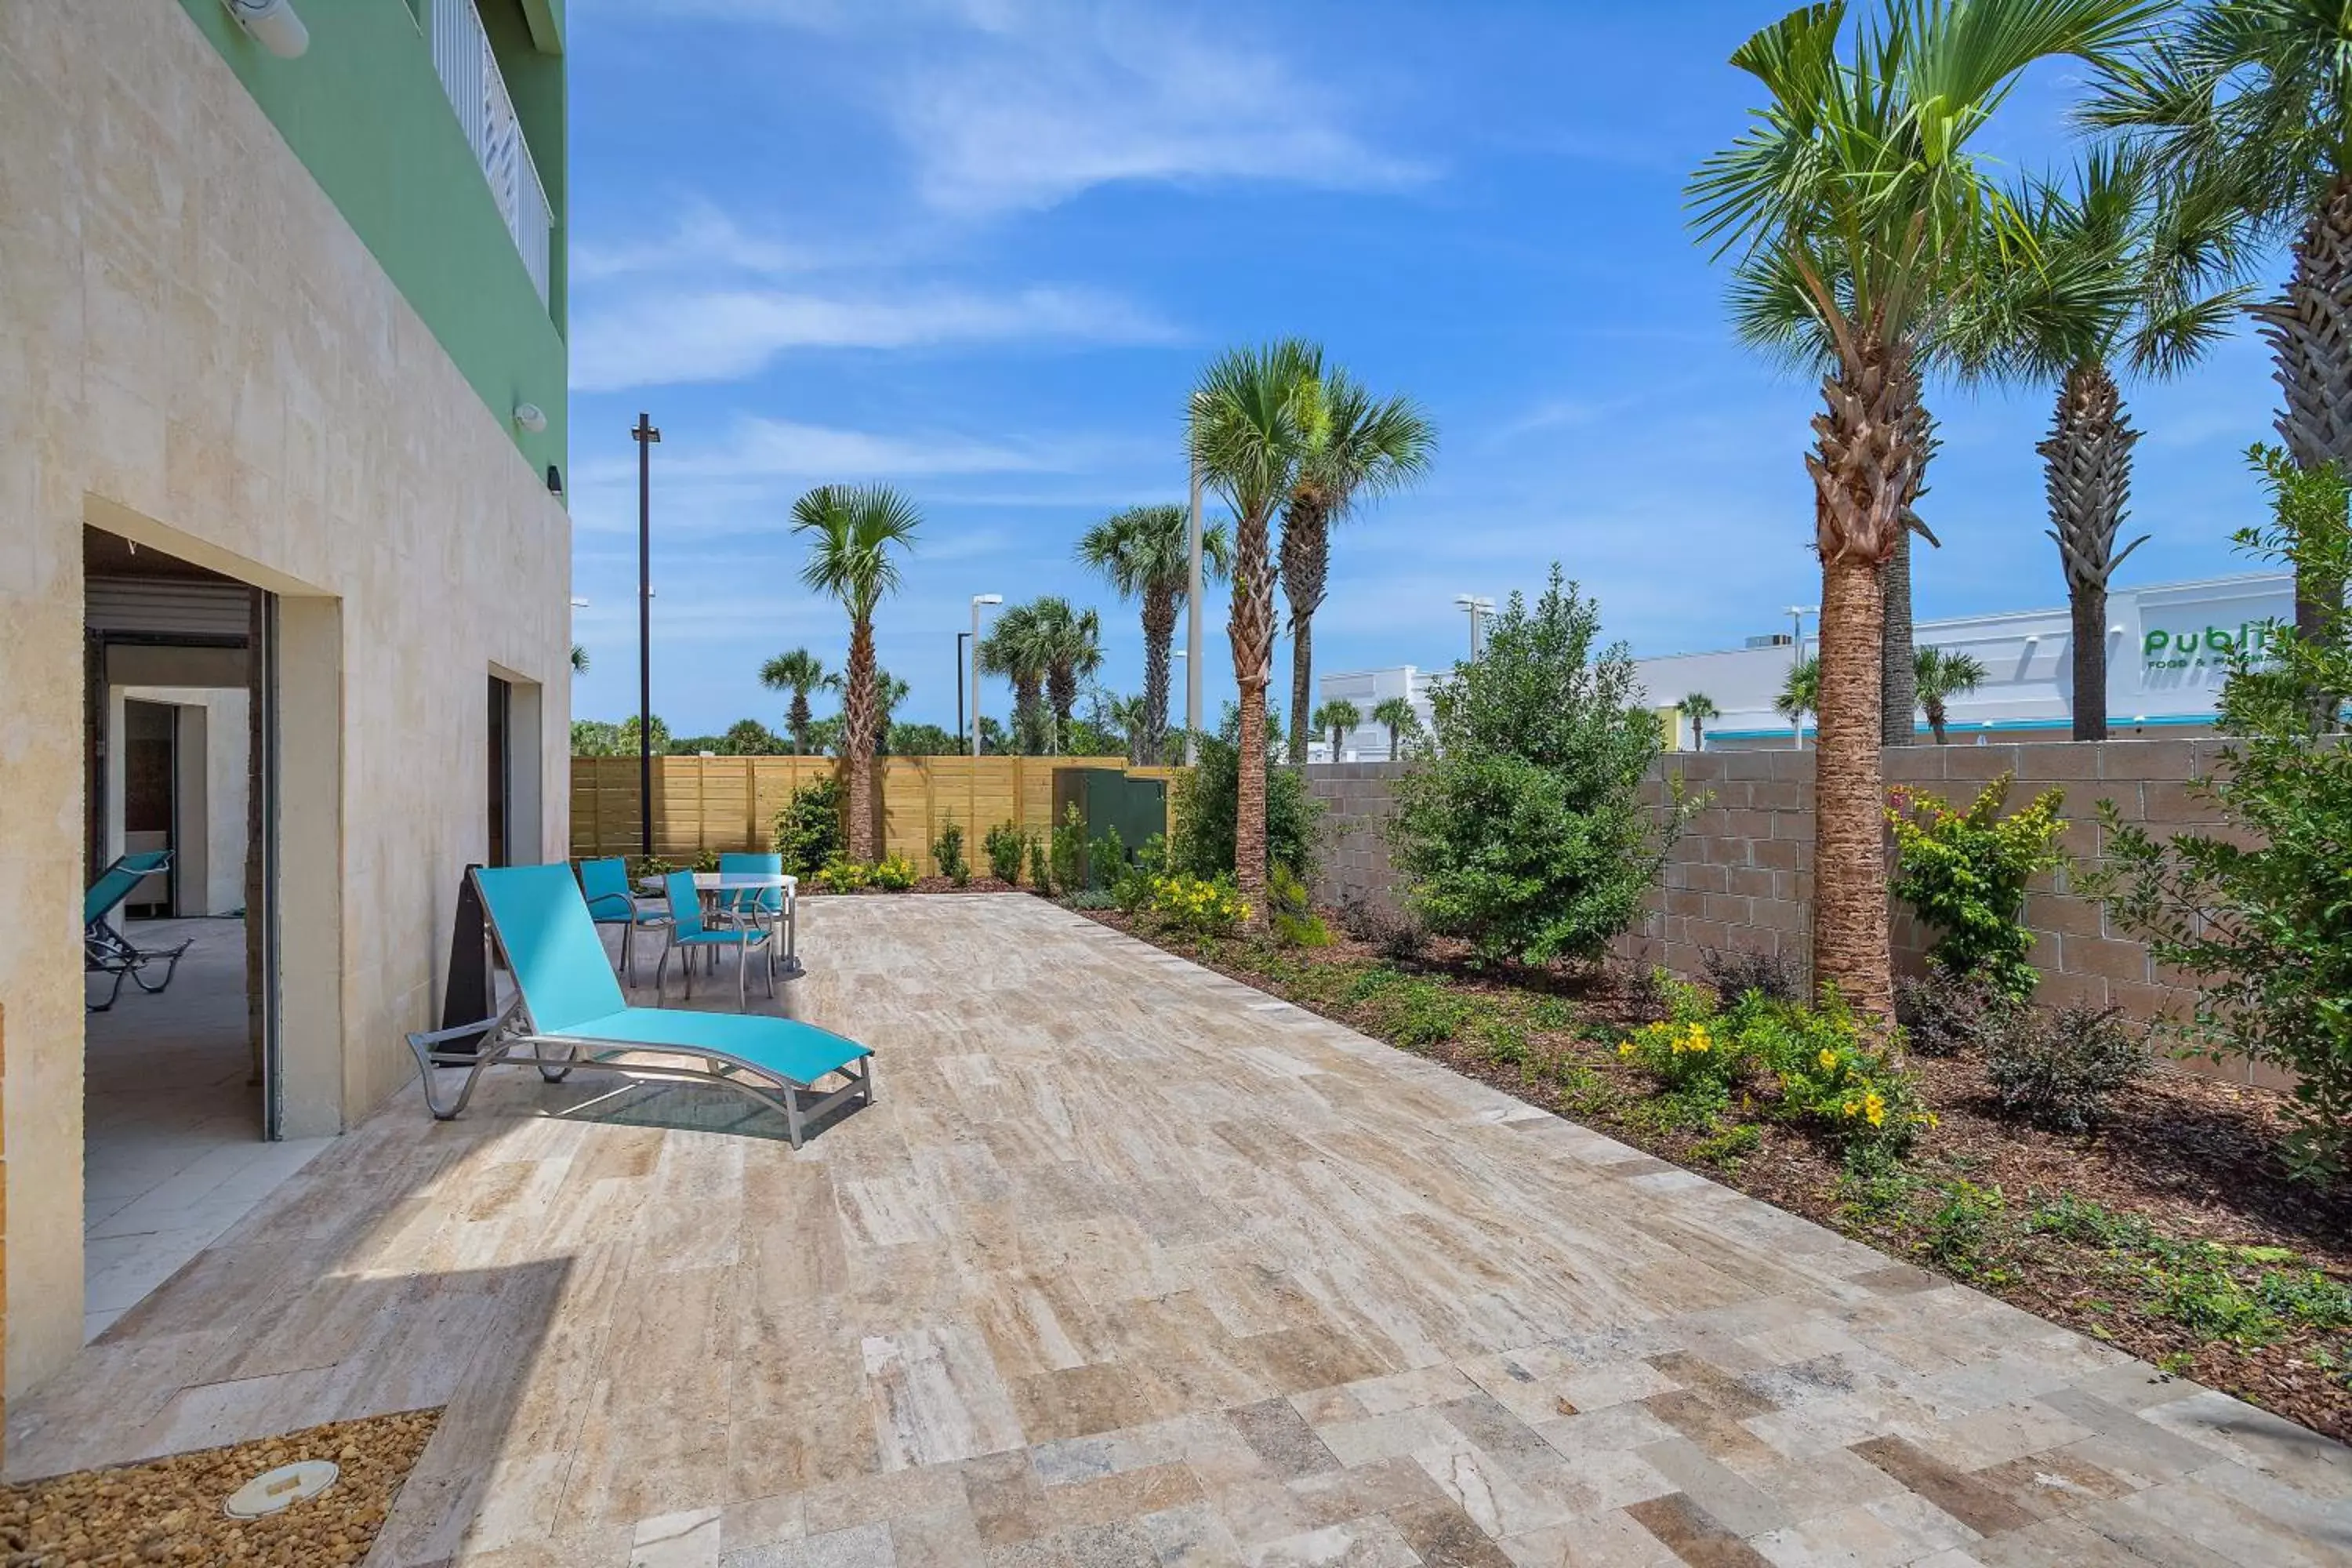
[223,1459,339,1519]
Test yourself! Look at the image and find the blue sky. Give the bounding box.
[562,0,2285,738]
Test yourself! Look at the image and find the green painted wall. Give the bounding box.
[176,0,568,489]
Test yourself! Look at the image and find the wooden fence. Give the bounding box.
[571,755,1182,875]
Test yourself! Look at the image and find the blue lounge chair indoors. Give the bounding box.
[578,855,669,982]
[85,851,194,1012]
[404,863,872,1149]
[656,868,774,1008]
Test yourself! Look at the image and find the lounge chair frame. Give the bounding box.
[85,851,194,1012]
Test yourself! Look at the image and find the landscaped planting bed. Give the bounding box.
[1081,908,2352,1445]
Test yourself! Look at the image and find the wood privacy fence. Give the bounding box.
[571,755,1183,874]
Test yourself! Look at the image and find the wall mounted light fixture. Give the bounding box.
[514,402,549,434]
[223,0,309,57]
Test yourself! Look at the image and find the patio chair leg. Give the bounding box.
[655,944,671,996]
[785,1087,805,1151]
[737,938,749,1011]
[619,920,632,982]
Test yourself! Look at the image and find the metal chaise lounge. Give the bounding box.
[85,851,194,1012]
[405,863,873,1149]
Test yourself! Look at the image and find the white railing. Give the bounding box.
[429,0,553,307]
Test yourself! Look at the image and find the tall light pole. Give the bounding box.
[1185,456,1204,765]
[1453,593,1494,661]
[1786,604,1817,750]
[969,593,1002,757]
[631,412,660,858]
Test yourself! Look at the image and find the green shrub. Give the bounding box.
[872,852,919,891]
[1387,568,1697,966]
[1346,967,1474,1047]
[1690,1121,1764,1167]
[1167,715,1323,883]
[1985,1003,2147,1131]
[1473,1018,1530,1066]
[1894,968,2015,1058]
[1049,804,1086,894]
[1733,988,1936,1164]
[1088,824,1127,891]
[932,814,970,887]
[1886,775,2067,1000]
[814,856,872,893]
[2089,448,2352,1181]
[1268,863,1332,948]
[982,820,1025,884]
[1702,946,1804,1005]
[1142,872,1248,937]
[772,774,845,877]
[1028,835,1052,895]
[1921,1181,2005,1279]
[1617,1015,1741,1103]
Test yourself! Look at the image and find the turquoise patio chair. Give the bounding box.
[85,851,192,1012]
[655,869,774,1010]
[578,855,667,982]
[403,863,872,1148]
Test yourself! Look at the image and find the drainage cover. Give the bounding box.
[223,1459,339,1519]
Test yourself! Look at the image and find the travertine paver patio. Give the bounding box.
[11,895,2349,1567]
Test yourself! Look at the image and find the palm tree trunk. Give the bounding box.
[2070,583,2108,742]
[789,691,811,755]
[1232,510,1276,926]
[1816,553,1893,1019]
[1926,699,1948,745]
[1280,503,1330,769]
[1881,527,1916,747]
[843,621,878,861]
[2041,360,2139,742]
[2257,172,2352,649]
[1140,587,1175,764]
[1385,721,1399,757]
[1047,665,1076,755]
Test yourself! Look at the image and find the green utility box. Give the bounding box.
[1051,768,1167,885]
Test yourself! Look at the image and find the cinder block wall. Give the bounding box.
[1305,739,2278,1086]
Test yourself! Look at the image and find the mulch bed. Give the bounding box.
[1078,905,2352,1445]
[0,1409,441,1566]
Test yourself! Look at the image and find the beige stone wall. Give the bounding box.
[1305,740,2278,1087]
[0,5,571,1394]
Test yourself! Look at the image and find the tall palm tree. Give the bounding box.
[1776,655,1820,739]
[1074,505,1232,764]
[793,484,920,861]
[1689,0,2158,1019]
[1281,372,1438,767]
[1189,339,1322,923]
[758,648,830,754]
[977,601,1052,754]
[1913,646,1988,742]
[2086,1,2352,648]
[1370,695,1421,759]
[1679,691,1721,751]
[1032,597,1104,753]
[1106,692,1152,764]
[1312,698,1362,758]
[1952,150,2247,739]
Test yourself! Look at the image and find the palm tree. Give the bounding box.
[1776,656,1820,739]
[1913,647,1988,743]
[1689,0,2157,1019]
[570,644,590,673]
[1281,372,1438,767]
[758,648,830,754]
[869,667,911,751]
[1679,691,1721,751]
[793,484,920,860]
[1312,699,1363,759]
[1189,339,1322,923]
[1106,692,1152,764]
[1075,505,1232,764]
[977,601,1052,754]
[1952,150,2245,739]
[1032,597,1103,753]
[1370,695,1421,759]
[2087,2,2352,649]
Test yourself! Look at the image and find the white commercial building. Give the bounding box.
[1639,572,2296,749]
[1309,666,1440,761]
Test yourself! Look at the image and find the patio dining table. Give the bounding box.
[639,870,801,979]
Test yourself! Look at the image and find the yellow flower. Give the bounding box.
[1841,1099,1860,1118]
[1617,1040,1635,1058]
[1817,1048,1839,1072]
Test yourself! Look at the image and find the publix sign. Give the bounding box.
[2142,620,2275,670]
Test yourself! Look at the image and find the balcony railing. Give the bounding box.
[428,0,553,307]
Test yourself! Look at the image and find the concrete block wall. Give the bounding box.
[1305,739,2278,1086]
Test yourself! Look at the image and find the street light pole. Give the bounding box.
[1453,594,1494,661]
[1185,457,1203,765]
[969,593,1002,757]
[631,412,661,858]
[956,632,971,749]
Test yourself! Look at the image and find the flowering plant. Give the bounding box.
[1749,989,1937,1160]
[1145,873,1250,937]
[1618,1011,1744,1098]
[1886,775,2067,1000]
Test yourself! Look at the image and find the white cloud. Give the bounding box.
[570,203,820,282]
[569,283,1179,390]
[680,417,1059,481]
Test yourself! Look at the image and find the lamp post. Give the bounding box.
[1453,594,1494,660]
[631,412,661,858]
[955,632,971,748]
[1185,456,1204,765]
[969,593,1002,757]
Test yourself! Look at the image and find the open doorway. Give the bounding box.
[79,527,328,1341]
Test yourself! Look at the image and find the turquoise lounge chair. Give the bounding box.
[577,855,668,982]
[85,851,192,1012]
[655,869,775,1009]
[405,864,873,1149]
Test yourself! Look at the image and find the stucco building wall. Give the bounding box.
[0,5,571,1396]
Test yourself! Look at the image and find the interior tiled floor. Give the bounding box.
[14,895,2350,1567]
[83,916,332,1341]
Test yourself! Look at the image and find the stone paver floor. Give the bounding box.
[11,895,2349,1566]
